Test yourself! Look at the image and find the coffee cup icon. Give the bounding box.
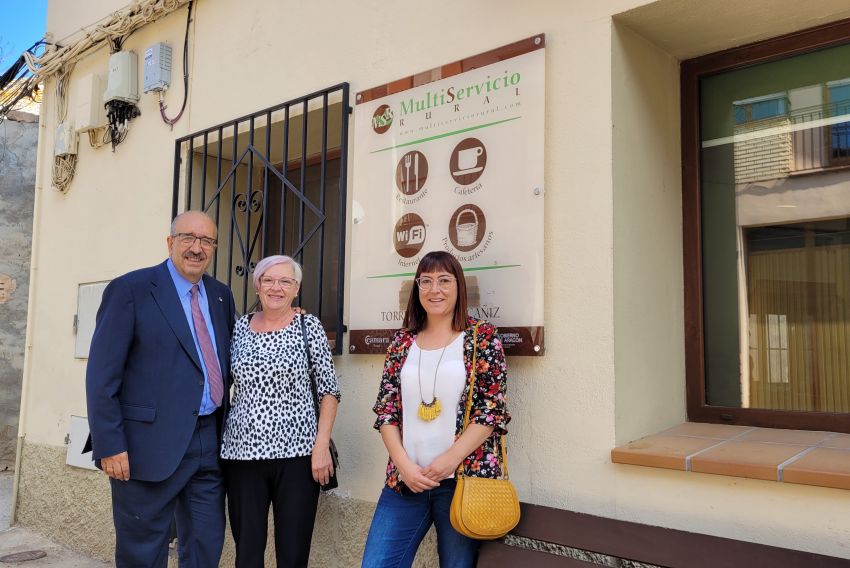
[457,147,483,172]
[450,138,487,184]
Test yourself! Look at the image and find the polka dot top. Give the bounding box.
[221,313,340,460]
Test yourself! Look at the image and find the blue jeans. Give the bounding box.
[361,479,479,568]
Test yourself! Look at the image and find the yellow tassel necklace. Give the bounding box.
[417,343,448,422]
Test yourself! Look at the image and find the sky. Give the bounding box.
[0,0,48,65]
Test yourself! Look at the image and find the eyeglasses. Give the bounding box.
[415,276,456,291]
[259,276,298,289]
[172,233,218,249]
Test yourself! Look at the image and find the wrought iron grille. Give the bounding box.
[173,83,350,354]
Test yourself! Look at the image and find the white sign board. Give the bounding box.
[350,36,545,355]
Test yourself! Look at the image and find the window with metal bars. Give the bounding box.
[172,83,350,354]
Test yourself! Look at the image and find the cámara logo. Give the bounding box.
[372,104,393,134]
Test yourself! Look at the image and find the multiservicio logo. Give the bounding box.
[372,104,393,134]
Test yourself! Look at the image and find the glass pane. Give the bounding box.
[700,42,850,412]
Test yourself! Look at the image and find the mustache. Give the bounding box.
[183,252,206,260]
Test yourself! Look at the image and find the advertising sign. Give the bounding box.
[350,35,545,355]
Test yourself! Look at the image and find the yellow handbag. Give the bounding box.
[449,325,520,540]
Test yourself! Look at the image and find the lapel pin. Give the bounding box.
[218,297,223,302]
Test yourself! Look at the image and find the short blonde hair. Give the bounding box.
[252,255,303,291]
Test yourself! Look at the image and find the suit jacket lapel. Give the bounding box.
[151,261,203,372]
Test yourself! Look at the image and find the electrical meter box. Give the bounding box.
[74,73,107,131]
[144,42,172,93]
[54,121,78,156]
[103,50,140,104]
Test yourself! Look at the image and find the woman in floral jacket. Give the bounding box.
[361,251,509,568]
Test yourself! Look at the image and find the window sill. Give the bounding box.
[611,423,850,491]
[788,162,850,177]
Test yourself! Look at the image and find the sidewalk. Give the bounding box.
[0,471,110,567]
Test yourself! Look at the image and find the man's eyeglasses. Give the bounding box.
[415,276,456,291]
[260,277,298,289]
[173,233,218,249]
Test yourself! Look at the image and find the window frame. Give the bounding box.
[682,18,850,433]
[172,83,350,355]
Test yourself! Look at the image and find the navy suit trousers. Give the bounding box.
[111,414,224,568]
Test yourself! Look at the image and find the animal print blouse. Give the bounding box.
[372,317,510,491]
[221,314,340,460]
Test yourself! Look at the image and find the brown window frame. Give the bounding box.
[682,18,850,433]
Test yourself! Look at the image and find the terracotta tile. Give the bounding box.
[782,448,850,490]
[690,441,808,481]
[820,434,850,450]
[737,428,832,446]
[660,423,752,439]
[611,435,722,471]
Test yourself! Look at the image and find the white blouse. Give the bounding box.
[400,333,466,470]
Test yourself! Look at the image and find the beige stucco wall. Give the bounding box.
[14,0,850,562]
[612,23,685,447]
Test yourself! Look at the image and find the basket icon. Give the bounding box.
[456,208,479,247]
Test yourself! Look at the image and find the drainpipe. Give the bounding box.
[11,99,49,524]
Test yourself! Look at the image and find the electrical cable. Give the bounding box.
[23,0,191,82]
[52,63,78,193]
[105,99,141,151]
[159,0,193,128]
[52,153,77,193]
[2,1,188,120]
[0,42,46,118]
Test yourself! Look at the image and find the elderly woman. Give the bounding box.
[361,251,510,568]
[220,255,340,568]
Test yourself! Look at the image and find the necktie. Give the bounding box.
[190,284,224,406]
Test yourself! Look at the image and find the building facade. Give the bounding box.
[13,0,850,565]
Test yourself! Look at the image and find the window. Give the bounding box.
[733,93,787,124]
[173,84,350,354]
[827,80,850,161]
[683,20,850,432]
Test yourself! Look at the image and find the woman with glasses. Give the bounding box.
[362,250,510,568]
[220,255,340,568]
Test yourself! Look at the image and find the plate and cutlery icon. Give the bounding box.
[394,137,487,195]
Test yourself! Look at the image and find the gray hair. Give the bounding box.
[252,255,303,290]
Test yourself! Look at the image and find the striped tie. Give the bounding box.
[190,285,223,406]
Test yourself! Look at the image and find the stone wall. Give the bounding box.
[17,441,441,567]
[0,111,38,469]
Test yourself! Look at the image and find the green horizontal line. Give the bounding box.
[463,264,520,272]
[367,264,520,279]
[370,117,521,153]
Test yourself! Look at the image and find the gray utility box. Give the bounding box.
[103,50,140,104]
[144,42,172,93]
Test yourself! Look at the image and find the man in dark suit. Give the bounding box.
[86,211,236,567]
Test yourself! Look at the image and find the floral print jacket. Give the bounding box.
[372,317,510,491]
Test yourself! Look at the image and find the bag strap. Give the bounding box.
[299,314,322,420]
[459,324,479,431]
[455,324,510,480]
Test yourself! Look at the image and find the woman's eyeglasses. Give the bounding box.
[259,277,298,289]
[415,276,456,291]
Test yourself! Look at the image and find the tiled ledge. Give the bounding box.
[611,423,850,491]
